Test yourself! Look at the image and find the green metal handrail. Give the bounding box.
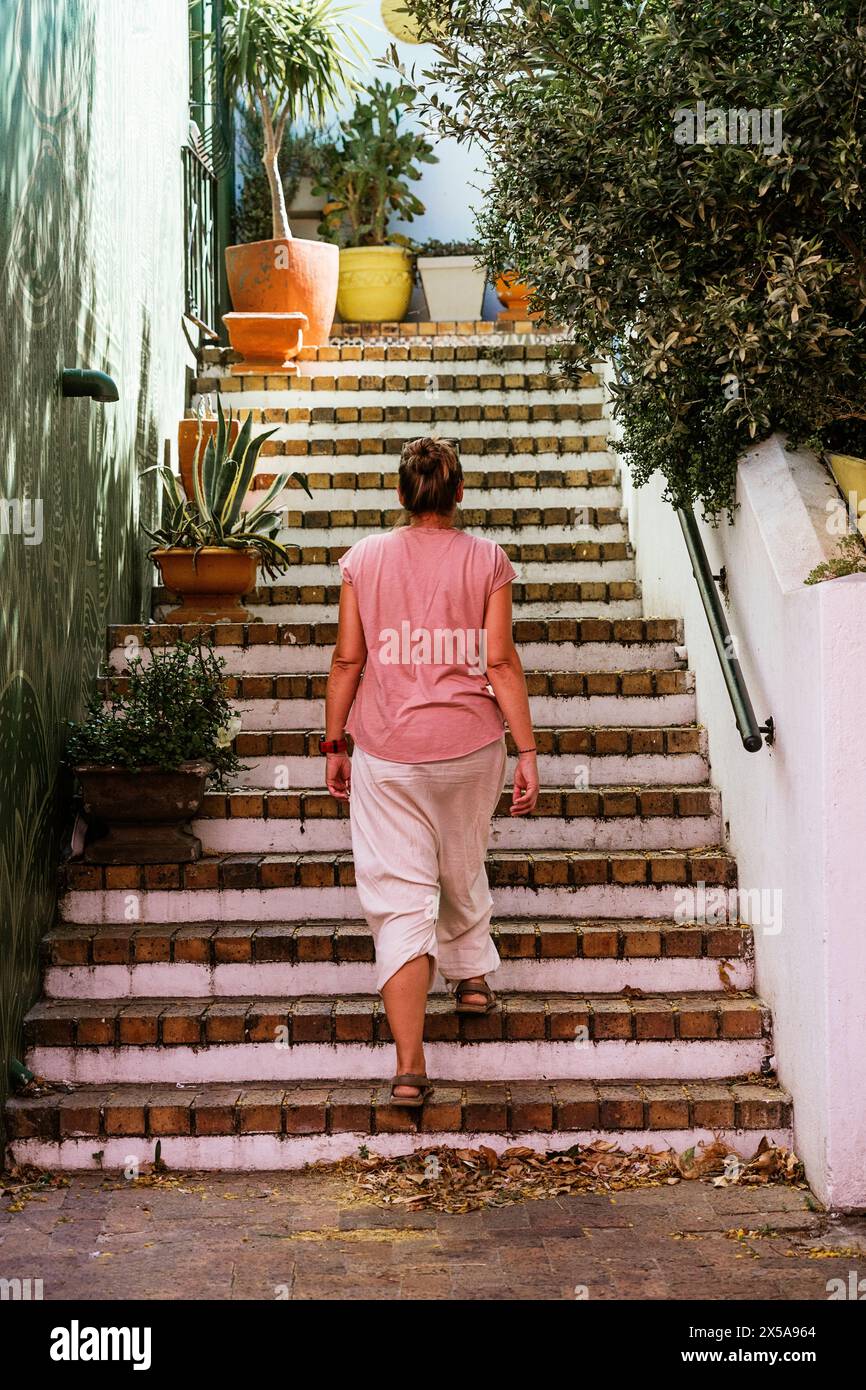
[677,506,774,753]
[187,0,234,340]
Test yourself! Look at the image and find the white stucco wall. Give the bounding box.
[618,413,866,1210]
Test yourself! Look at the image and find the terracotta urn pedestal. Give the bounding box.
[154,547,260,623]
[223,311,308,375]
[76,763,212,863]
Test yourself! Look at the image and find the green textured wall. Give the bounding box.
[0,0,191,1139]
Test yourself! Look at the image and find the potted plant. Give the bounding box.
[821,418,866,538]
[315,80,438,323]
[178,406,239,503]
[66,638,242,863]
[146,399,311,623]
[494,271,541,322]
[210,0,362,346]
[416,239,487,321]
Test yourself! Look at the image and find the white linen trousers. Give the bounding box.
[349,736,508,992]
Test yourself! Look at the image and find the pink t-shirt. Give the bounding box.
[338,526,518,763]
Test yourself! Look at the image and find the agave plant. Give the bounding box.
[145,399,311,579]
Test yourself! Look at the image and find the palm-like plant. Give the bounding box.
[217,0,363,241]
[145,399,311,579]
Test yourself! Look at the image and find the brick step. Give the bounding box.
[225,539,634,567]
[62,859,733,928]
[195,369,600,397]
[21,996,772,1090]
[63,848,736,894]
[40,919,753,1001]
[257,522,631,550]
[231,728,708,789]
[153,592,644,627]
[252,432,608,460]
[244,483,622,516]
[101,670,699,734]
[326,319,565,338]
[191,786,721,855]
[222,554,637,592]
[5,1078,793,1174]
[155,577,639,610]
[198,341,591,375]
[241,466,618,491]
[238,403,605,430]
[23,988,765,1045]
[202,785,716,822]
[108,620,683,676]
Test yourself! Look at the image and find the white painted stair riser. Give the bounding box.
[61,881,732,926]
[9,1126,795,1174]
[43,954,753,1001]
[192,812,723,855]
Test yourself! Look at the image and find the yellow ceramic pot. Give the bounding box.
[827,453,866,539]
[337,245,413,324]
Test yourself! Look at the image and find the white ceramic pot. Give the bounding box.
[417,255,487,322]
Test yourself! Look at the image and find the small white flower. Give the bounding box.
[215,714,242,748]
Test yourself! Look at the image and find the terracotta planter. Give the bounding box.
[417,255,487,322]
[154,547,260,623]
[76,762,212,863]
[223,310,308,375]
[337,246,413,324]
[225,238,338,346]
[178,418,239,503]
[495,271,541,322]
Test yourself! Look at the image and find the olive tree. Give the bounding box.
[395,0,866,514]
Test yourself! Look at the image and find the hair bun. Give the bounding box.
[415,444,440,476]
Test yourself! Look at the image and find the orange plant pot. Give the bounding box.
[225,238,339,346]
[178,418,239,503]
[154,547,260,623]
[495,271,542,322]
[223,310,308,375]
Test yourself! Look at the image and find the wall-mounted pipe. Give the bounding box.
[61,368,119,402]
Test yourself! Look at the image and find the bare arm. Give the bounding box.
[483,581,539,815]
[324,579,366,799]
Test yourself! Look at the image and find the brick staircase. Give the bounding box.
[6,323,792,1168]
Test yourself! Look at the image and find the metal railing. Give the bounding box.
[677,506,774,753]
[182,141,219,340]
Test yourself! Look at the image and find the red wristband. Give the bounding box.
[319,737,348,755]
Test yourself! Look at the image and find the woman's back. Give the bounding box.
[338,525,516,763]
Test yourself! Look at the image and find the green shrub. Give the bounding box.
[397,0,866,516]
[66,638,243,786]
[805,534,866,586]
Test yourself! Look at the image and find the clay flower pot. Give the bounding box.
[225,238,338,346]
[337,245,414,324]
[222,310,308,375]
[76,762,212,863]
[154,547,260,623]
[495,271,541,322]
[178,418,239,503]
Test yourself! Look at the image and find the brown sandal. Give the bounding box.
[390,1073,434,1108]
[454,978,498,1014]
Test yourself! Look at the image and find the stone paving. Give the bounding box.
[1,1169,865,1300]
